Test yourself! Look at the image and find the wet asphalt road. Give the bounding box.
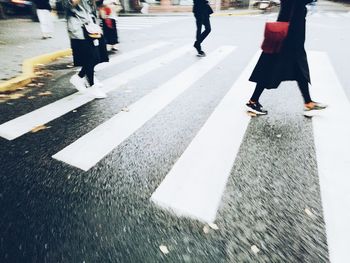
[1,9,350,262]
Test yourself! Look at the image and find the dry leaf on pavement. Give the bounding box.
[159,245,169,254]
[7,93,25,100]
[121,107,130,112]
[208,223,219,230]
[203,225,210,234]
[38,91,52,96]
[247,111,257,117]
[31,125,51,133]
[251,245,260,254]
[304,208,315,218]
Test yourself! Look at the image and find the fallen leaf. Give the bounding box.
[305,208,315,218]
[27,83,37,87]
[203,225,210,234]
[208,223,219,230]
[159,245,169,254]
[31,125,51,133]
[247,111,257,117]
[28,96,36,99]
[121,107,130,112]
[38,91,52,96]
[8,93,25,100]
[251,245,260,254]
[0,94,8,98]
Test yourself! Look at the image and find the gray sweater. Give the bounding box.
[63,0,98,40]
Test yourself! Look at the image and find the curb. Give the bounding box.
[0,49,72,93]
[212,10,263,16]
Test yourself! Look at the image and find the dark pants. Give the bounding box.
[195,14,211,45]
[78,64,94,86]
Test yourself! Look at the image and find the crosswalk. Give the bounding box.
[1,42,349,262]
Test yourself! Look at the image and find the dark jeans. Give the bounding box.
[195,14,211,45]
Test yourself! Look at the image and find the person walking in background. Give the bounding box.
[34,0,54,39]
[193,0,213,57]
[246,0,327,116]
[98,0,122,52]
[64,0,109,99]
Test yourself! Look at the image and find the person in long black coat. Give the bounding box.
[193,0,213,57]
[246,0,327,115]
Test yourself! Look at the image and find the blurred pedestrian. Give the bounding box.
[34,0,54,39]
[98,0,122,51]
[246,0,327,116]
[64,0,109,98]
[193,0,213,57]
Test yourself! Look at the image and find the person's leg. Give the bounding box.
[250,83,265,103]
[199,15,211,44]
[297,77,312,104]
[78,66,86,78]
[84,63,95,87]
[195,15,202,45]
[246,83,267,115]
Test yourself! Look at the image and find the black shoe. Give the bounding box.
[246,101,268,115]
[197,51,206,57]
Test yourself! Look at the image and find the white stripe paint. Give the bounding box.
[52,46,236,171]
[95,42,168,71]
[0,43,188,140]
[325,12,338,18]
[150,51,260,223]
[308,51,350,263]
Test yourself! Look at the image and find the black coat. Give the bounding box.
[249,0,313,89]
[193,0,213,17]
[33,0,51,10]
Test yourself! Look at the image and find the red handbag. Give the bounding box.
[261,21,290,54]
[261,2,295,54]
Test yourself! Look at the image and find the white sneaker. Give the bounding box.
[70,74,87,92]
[88,85,107,99]
[94,77,103,87]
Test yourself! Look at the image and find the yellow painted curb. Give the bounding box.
[0,49,72,93]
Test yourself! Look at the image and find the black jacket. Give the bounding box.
[193,0,213,16]
[249,0,312,88]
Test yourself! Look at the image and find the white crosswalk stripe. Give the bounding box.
[116,16,188,30]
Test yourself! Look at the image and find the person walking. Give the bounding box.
[246,0,327,116]
[64,0,109,98]
[34,0,54,39]
[193,0,213,57]
[98,0,122,51]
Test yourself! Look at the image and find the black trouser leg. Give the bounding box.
[195,15,211,44]
[200,15,211,43]
[250,83,265,102]
[78,67,86,78]
[85,63,95,86]
[79,63,95,86]
[297,77,312,104]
